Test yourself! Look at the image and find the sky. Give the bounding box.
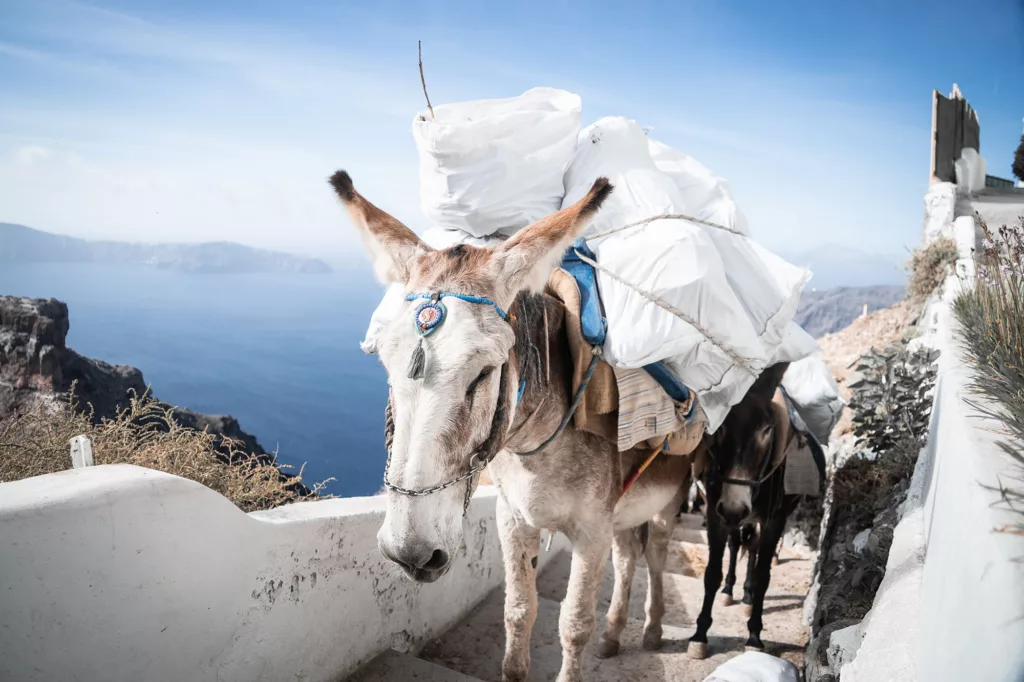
[1,0,1022,266]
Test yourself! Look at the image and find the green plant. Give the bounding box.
[907,237,959,300]
[954,216,1024,535]
[847,341,939,453]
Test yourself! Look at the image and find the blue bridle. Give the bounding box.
[405,292,508,320]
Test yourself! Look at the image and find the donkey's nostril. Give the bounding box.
[421,548,449,571]
[380,538,449,574]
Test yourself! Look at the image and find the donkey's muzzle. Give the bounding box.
[716,499,751,527]
[379,537,451,583]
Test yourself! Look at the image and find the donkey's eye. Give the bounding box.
[467,366,494,398]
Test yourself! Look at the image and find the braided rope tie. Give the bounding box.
[587,212,745,241]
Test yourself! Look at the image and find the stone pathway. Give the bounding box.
[351,514,813,681]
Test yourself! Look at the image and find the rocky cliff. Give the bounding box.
[0,295,301,485]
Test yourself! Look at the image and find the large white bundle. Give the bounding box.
[413,87,581,238]
[781,353,845,444]
[649,139,750,237]
[562,117,809,430]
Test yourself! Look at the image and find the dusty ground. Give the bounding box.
[419,514,814,681]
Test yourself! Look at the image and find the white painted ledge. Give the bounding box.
[0,465,567,682]
[841,280,1024,682]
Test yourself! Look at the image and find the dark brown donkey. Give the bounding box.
[687,362,801,659]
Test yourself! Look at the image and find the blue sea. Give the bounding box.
[0,263,390,498]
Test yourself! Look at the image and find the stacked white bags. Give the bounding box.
[362,87,836,435]
[413,86,582,238]
[781,353,845,444]
[362,87,580,354]
[562,117,809,430]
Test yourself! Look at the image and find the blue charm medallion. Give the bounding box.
[414,300,446,336]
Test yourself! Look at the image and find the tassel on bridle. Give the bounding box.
[408,339,426,379]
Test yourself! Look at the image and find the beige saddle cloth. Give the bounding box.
[545,268,706,458]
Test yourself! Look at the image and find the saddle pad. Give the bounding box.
[545,268,618,443]
[559,238,607,346]
[782,435,822,498]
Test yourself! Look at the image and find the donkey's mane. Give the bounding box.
[510,290,555,398]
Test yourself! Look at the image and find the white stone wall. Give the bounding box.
[0,465,567,682]
[840,203,1024,681]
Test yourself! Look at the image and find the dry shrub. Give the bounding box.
[954,215,1024,535]
[907,236,958,300]
[0,390,330,512]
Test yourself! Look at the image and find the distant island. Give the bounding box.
[0,223,332,274]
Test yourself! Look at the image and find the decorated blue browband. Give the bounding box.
[406,292,508,337]
[405,291,524,404]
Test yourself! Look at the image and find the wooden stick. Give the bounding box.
[418,40,435,120]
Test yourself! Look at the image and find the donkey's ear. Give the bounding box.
[329,170,431,284]
[750,362,790,398]
[492,178,613,297]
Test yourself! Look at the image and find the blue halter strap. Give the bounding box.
[405,292,508,320]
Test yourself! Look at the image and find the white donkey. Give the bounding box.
[330,170,692,682]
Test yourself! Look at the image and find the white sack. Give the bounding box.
[781,353,845,444]
[703,651,800,682]
[954,147,986,195]
[361,228,505,354]
[413,87,581,238]
[649,139,750,237]
[770,322,820,365]
[562,117,810,430]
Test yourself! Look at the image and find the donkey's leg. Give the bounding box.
[597,529,640,659]
[740,525,760,615]
[719,528,741,606]
[557,526,613,682]
[642,486,685,651]
[496,495,542,682]
[744,512,787,650]
[688,501,727,660]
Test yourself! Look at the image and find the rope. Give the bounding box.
[571,248,757,373]
[621,439,666,497]
[587,212,745,241]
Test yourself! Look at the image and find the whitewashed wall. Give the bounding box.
[841,200,1024,682]
[0,465,566,682]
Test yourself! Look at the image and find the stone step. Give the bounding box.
[421,590,703,682]
[536,549,703,627]
[347,649,484,681]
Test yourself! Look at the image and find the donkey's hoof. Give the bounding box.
[596,636,620,659]
[642,628,663,651]
[741,602,754,617]
[744,636,765,652]
[687,640,709,660]
[718,592,734,606]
